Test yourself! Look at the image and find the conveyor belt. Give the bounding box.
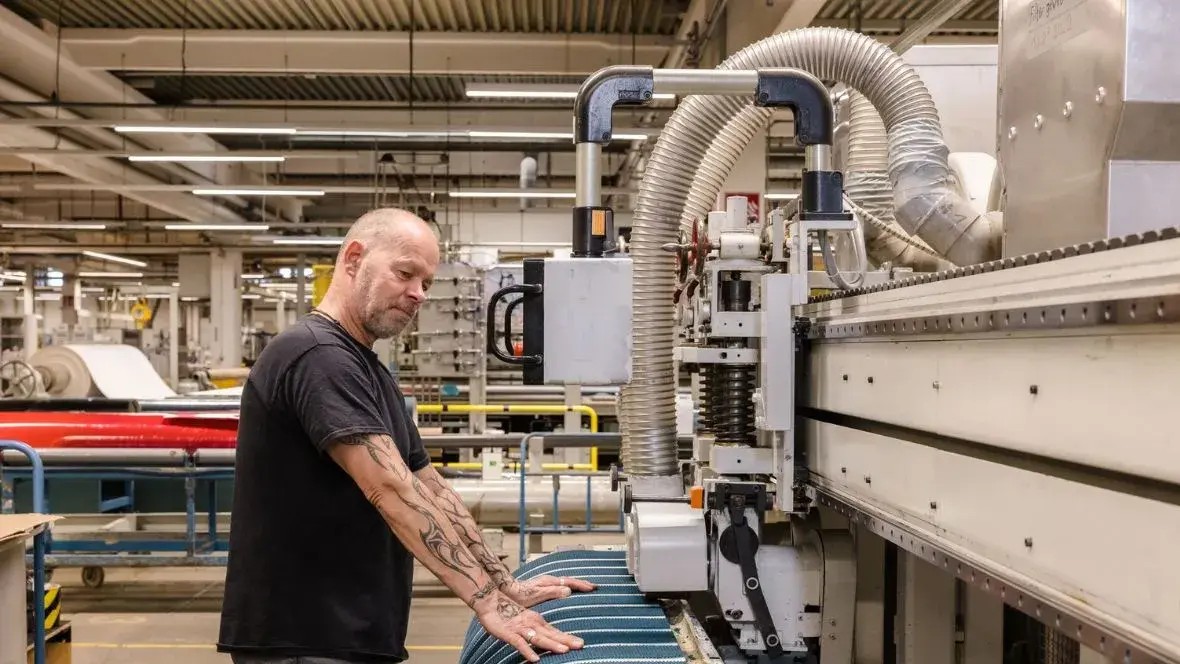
[459,550,686,664]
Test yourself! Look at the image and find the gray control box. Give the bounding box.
[542,257,632,385]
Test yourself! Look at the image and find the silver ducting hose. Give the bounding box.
[626,27,1001,477]
[846,92,954,271]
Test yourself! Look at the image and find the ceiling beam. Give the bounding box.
[774,0,829,33]
[0,6,229,164]
[812,19,997,34]
[0,118,246,223]
[59,29,673,76]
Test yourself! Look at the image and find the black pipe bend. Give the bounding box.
[754,68,835,146]
[573,65,656,144]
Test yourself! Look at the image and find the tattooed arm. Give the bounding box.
[414,464,596,607]
[327,433,499,607]
[327,433,584,662]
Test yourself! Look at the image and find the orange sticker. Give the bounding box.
[591,210,606,236]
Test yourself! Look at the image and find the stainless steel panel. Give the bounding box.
[999,0,1180,256]
[542,256,633,385]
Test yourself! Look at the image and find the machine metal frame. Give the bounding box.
[799,233,1180,663]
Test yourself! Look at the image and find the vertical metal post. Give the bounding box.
[576,143,603,207]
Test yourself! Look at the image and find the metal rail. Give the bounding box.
[415,404,603,469]
[516,432,625,563]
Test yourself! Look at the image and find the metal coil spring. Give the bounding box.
[710,364,756,445]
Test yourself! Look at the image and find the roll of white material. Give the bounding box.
[29,344,177,399]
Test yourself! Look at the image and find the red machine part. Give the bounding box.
[0,411,239,451]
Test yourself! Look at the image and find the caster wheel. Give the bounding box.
[81,566,105,589]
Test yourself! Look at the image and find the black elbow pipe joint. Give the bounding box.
[573,65,656,145]
[755,68,849,222]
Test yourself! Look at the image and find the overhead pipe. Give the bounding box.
[624,28,1003,476]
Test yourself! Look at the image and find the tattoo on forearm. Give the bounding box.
[471,580,497,603]
[400,477,483,589]
[423,472,515,585]
[349,434,486,592]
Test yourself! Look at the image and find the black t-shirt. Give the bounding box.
[217,313,430,662]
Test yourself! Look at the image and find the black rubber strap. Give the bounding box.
[727,501,784,658]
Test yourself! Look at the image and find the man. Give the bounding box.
[218,208,592,664]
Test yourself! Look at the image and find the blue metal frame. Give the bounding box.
[0,440,47,664]
[516,432,625,563]
[1,463,232,565]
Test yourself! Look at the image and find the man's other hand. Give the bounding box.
[503,575,597,608]
[473,591,584,663]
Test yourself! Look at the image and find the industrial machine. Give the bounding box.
[476,3,1180,663]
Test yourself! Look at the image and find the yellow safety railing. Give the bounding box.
[417,403,599,470]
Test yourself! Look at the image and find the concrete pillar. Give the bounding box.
[295,254,308,316]
[59,267,79,343]
[275,298,287,332]
[209,249,242,368]
[21,262,36,358]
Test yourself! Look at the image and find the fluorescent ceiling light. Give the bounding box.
[129,155,285,163]
[765,193,800,200]
[78,271,144,278]
[241,273,266,279]
[297,130,451,138]
[1,222,107,230]
[468,130,647,141]
[464,84,675,101]
[165,224,271,231]
[193,188,325,197]
[449,190,575,199]
[114,125,297,135]
[242,293,262,300]
[82,250,148,268]
[272,237,345,246]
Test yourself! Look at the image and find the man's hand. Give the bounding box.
[502,575,597,608]
[472,591,584,663]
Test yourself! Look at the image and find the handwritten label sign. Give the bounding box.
[1025,0,1092,59]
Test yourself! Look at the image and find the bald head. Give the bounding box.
[336,207,439,269]
[326,207,440,343]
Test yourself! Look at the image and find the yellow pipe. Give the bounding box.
[416,403,600,470]
[432,462,595,471]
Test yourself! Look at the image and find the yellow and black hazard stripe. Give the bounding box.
[28,583,62,632]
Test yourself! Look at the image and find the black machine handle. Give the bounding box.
[487,283,541,366]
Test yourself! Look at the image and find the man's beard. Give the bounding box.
[355,271,411,340]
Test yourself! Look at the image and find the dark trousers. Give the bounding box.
[230,655,384,664]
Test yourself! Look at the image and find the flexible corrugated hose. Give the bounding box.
[625,27,1001,478]
[846,91,953,271]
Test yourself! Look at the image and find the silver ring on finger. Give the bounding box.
[526,629,537,644]
[559,578,566,587]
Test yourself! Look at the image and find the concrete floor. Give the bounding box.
[53,532,624,664]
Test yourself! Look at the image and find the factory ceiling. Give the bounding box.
[0,0,997,277]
